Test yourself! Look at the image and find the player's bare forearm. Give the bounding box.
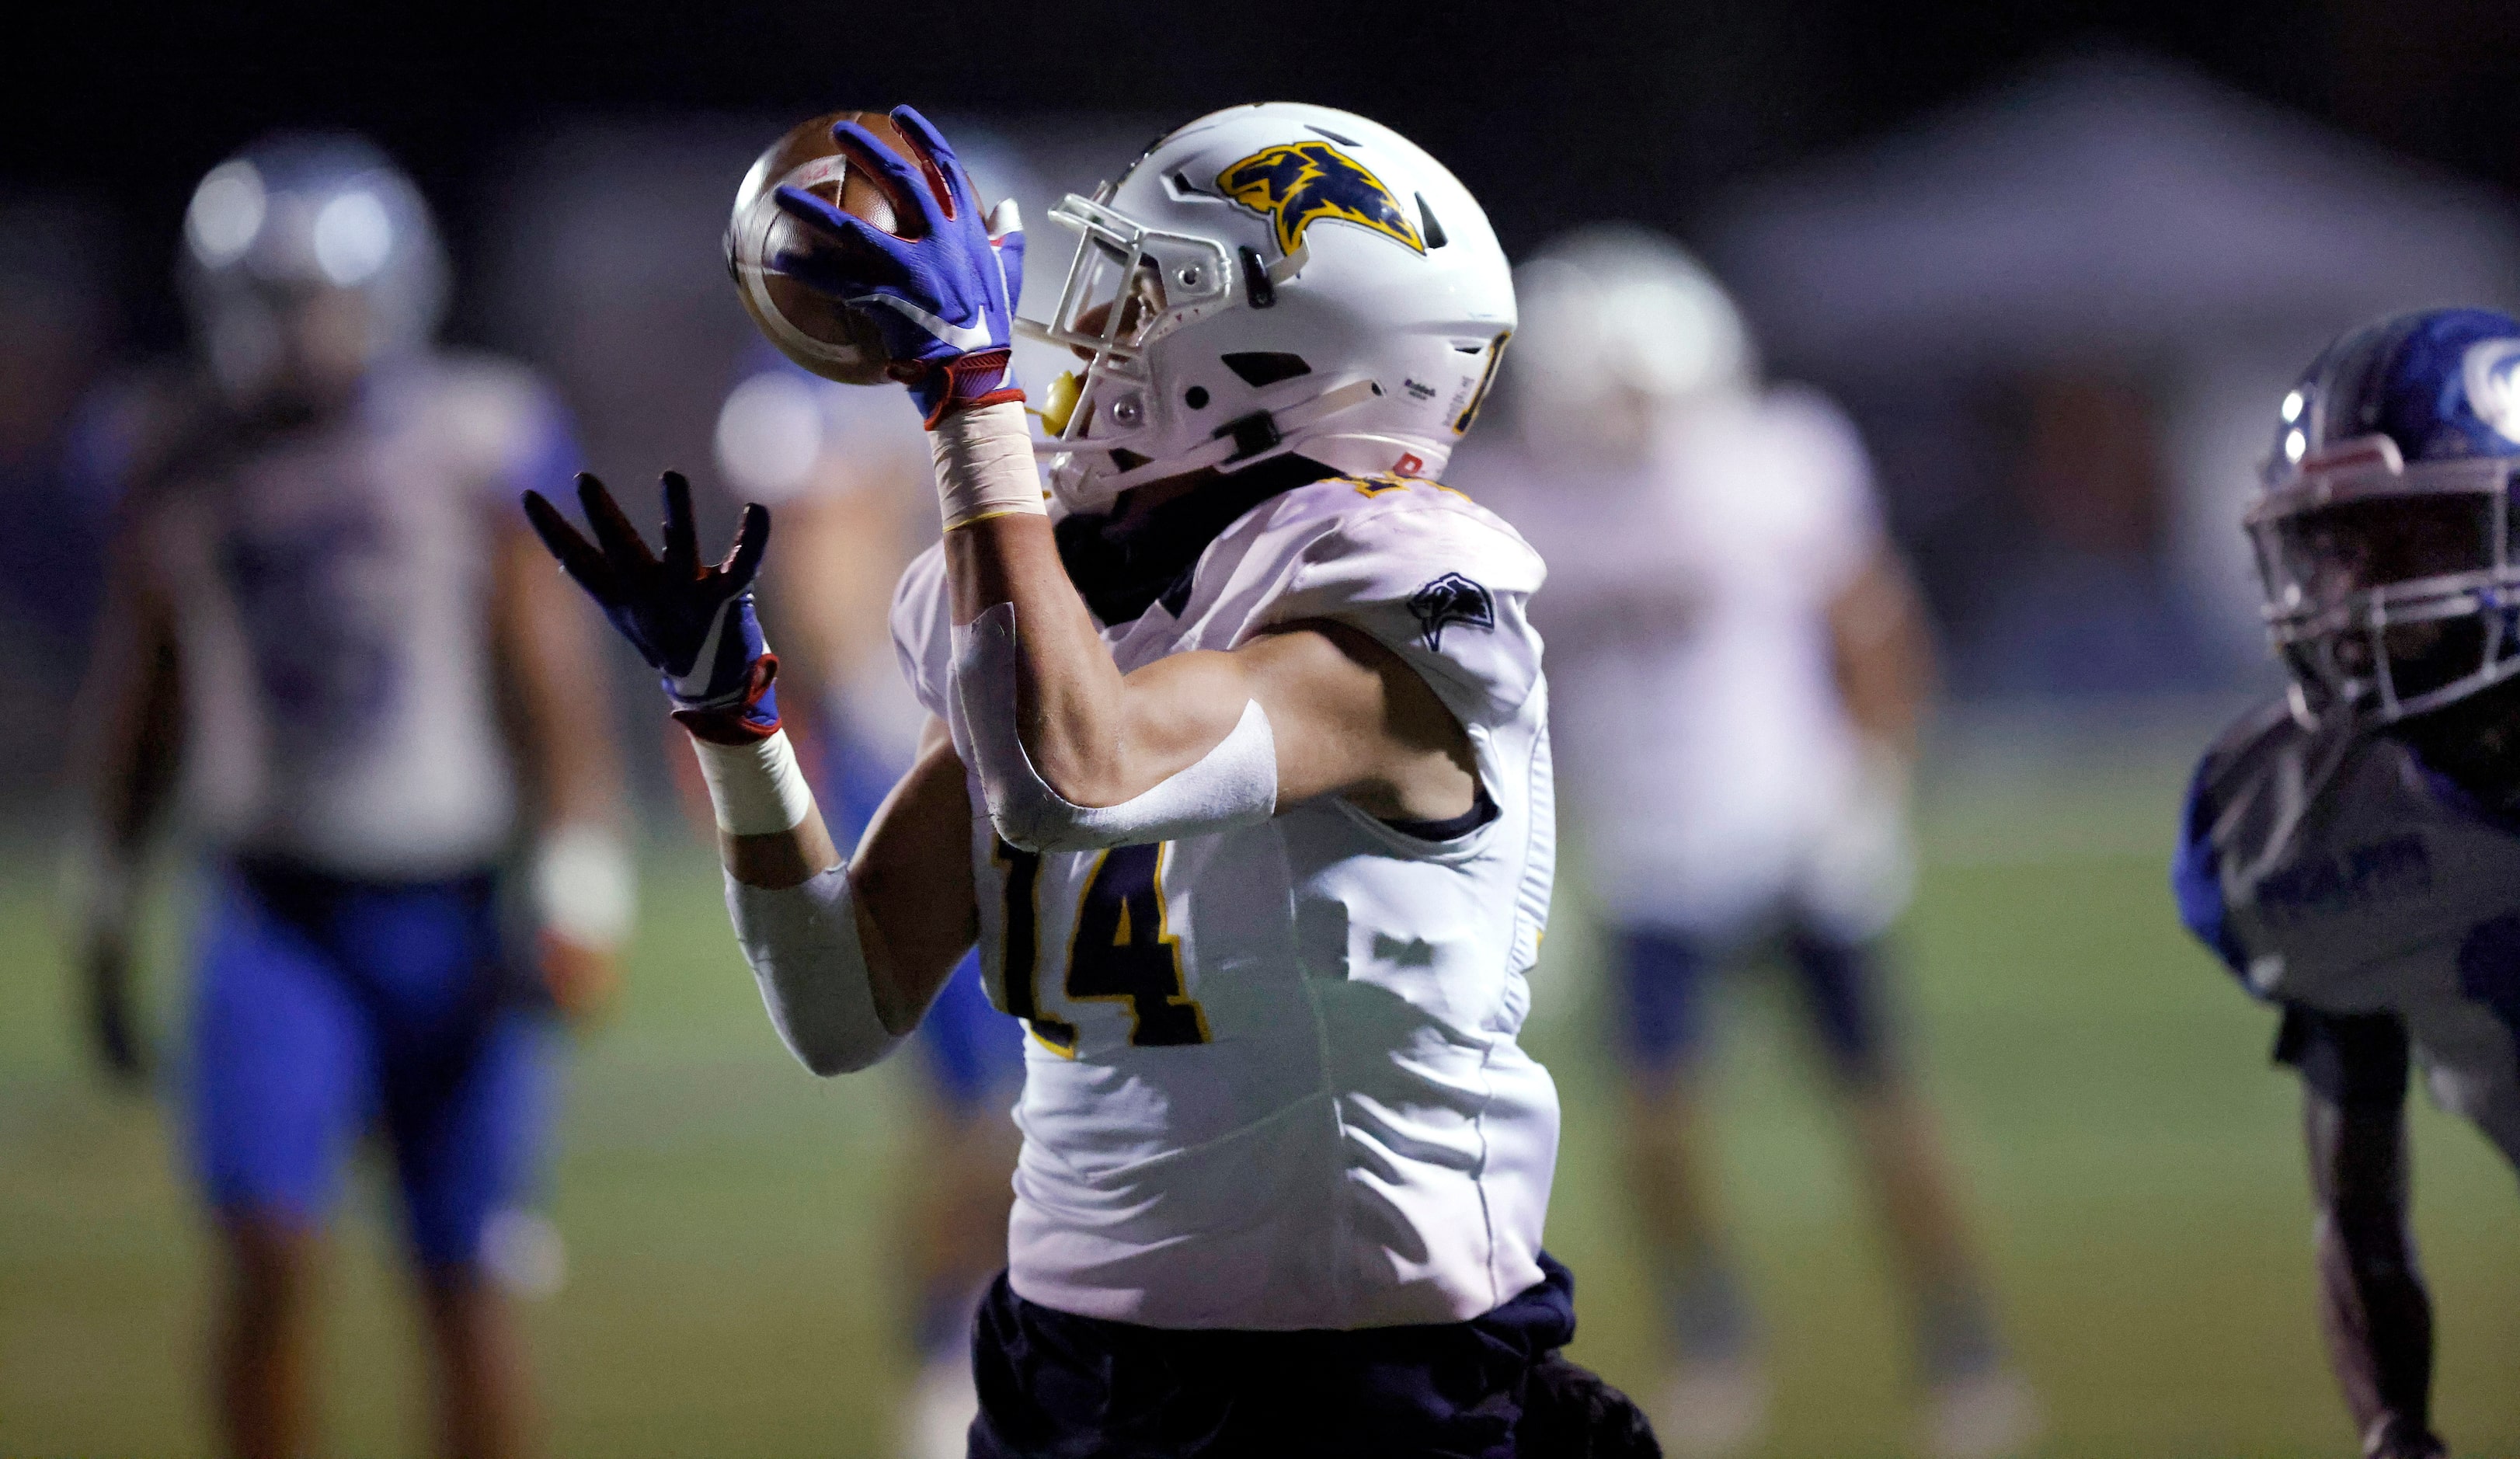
[66,540,184,1081]
[945,512,1158,805]
[1829,543,1937,762]
[840,722,980,1027]
[76,545,186,880]
[944,514,1473,817]
[493,524,625,830]
[2305,1090,2438,1450]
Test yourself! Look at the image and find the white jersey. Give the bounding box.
[1457,386,1906,939]
[892,475,1559,1330]
[2179,699,2520,1165]
[106,355,576,878]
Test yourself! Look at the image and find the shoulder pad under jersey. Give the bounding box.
[1230,475,1547,729]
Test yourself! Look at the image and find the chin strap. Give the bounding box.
[1039,377,1387,494]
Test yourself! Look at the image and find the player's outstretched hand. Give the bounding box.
[521,471,784,743]
[82,931,150,1090]
[768,105,1025,424]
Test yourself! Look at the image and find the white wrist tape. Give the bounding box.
[950,601,1278,852]
[531,824,635,949]
[689,730,817,836]
[726,864,903,1075]
[931,399,1049,531]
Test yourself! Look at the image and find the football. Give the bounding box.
[725,110,921,385]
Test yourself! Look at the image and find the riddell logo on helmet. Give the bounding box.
[1394,453,1425,476]
[1216,143,1425,257]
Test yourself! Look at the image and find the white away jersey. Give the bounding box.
[893,475,1559,1330]
[1455,386,1906,939]
[106,355,577,877]
[2176,699,2520,1162]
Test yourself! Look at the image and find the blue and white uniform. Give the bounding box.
[2174,698,2520,1166]
[93,355,580,1264]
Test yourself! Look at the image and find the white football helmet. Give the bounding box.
[1021,103,1515,514]
[1509,225,1753,451]
[178,132,449,400]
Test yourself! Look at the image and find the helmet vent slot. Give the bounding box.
[1415,193,1448,249]
[1304,124,1360,146]
[1222,352,1313,388]
[1239,245,1276,308]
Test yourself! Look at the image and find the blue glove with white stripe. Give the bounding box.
[769,105,1026,427]
[522,472,782,743]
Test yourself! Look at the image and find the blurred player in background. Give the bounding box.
[2177,308,2520,1459]
[1460,227,2034,1458]
[712,349,1023,1459]
[66,134,629,1459]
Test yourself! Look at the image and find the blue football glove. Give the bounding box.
[522,472,782,743]
[769,105,1026,427]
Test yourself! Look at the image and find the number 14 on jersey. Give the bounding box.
[991,838,1212,1052]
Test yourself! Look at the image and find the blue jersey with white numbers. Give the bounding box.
[2174,698,2520,1163]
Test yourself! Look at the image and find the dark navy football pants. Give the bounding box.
[967,1252,1643,1458]
[1615,921,1897,1086]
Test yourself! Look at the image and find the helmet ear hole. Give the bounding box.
[1222,352,1311,388]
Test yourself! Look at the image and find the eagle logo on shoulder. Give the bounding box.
[1216,143,1425,257]
[1408,572,1495,652]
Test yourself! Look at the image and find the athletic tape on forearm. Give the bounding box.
[725,864,903,1075]
[531,824,635,949]
[689,730,817,836]
[949,601,1277,852]
[931,399,1049,531]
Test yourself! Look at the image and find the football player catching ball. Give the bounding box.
[528,103,1654,1456]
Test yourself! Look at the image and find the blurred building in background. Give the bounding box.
[1707,50,2520,697]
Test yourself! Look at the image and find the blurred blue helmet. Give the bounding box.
[179,132,448,399]
[2249,308,2520,727]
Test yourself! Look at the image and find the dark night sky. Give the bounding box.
[11,0,2520,333]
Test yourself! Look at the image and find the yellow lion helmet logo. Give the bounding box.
[1216,142,1425,258]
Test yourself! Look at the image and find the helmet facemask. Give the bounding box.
[1022,190,1246,510]
[2251,434,2520,728]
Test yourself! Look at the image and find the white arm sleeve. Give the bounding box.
[723,864,904,1076]
[950,601,1278,853]
[685,735,901,1075]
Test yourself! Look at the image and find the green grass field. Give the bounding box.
[4,745,2515,1457]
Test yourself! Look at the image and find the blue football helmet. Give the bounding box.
[2250,308,2520,728]
[179,132,448,403]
